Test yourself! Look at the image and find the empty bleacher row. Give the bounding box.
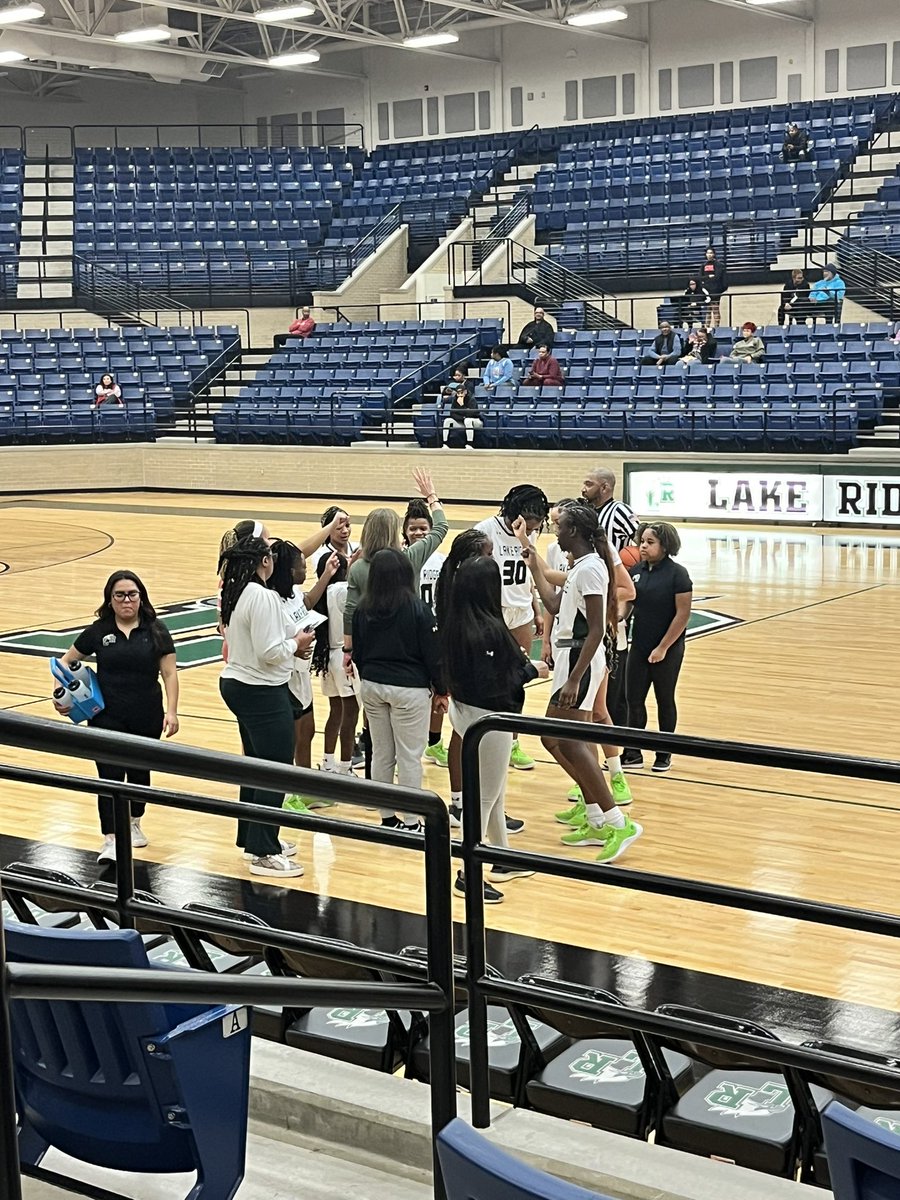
[851,158,900,258]
[213,318,501,445]
[5,860,900,1189]
[0,324,239,444]
[0,149,23,295]
[413,323,899,453]
[536,97,891,286]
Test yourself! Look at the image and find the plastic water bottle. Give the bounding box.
[53,686,73,713]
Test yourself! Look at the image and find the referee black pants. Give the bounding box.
[219,677,294,858]
[625,640,685,735]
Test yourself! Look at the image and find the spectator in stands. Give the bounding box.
[273,306,316,348]
[442,386,482,451]
[522,344,564,387]
[782,123,810,163]
[778,268,811,325]
[727,322,766,364]
[482,345,515,391]
[517,307,555,350]
[678,327,716,367]
[679,279,710,327]
[640,321,683,368]
[699,248,727,328]
[888,323,900,346]
[809,263,847,319]
[440,367,474,405]
[94,373,123,409]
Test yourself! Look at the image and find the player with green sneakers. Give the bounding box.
[522,503,642,865]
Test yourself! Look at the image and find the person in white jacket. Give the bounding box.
[219,535,315,879]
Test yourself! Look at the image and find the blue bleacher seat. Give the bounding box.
[822,1101,900,1200]
[6,920,252,1198]
[437,1118,614,1200]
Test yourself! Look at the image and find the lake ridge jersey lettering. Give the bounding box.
[707,478,810,514]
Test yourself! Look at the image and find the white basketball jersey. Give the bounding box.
[282,585,312,706]
[418,550,445,611]
[475,516,536,610]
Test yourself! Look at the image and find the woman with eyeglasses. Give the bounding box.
[623,521,693,774]
[219,536,314,878]
[55,571,179,864]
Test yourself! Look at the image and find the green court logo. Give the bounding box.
[704,1080,792,1119]
[0,597,223,670]
[568,1047,645,1086]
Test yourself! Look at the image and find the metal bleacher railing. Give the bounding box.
[457,714,900,1137]
[3,123,367,158]
[0,708,456,1200]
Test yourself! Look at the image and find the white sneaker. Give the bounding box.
[97,835,116,863]
[242,839,298,861]
[249,854,304,878]
[130,820,148,848]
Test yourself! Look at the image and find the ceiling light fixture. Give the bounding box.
[0,47,26,60]
[267,47,320,65]
[566,5,627,25]
[114,24,171,41]
[254,3,315,21]
[402,30,459,48]
[0,3,44,23]
[744,0,795,5]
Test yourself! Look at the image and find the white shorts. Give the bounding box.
[503,604,533,633]
[550,645,606,712]
[289,663,313,710]
[321,647,360,699]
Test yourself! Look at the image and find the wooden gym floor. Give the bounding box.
[0,490,898,1021]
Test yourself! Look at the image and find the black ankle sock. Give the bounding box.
[428,729,442,746]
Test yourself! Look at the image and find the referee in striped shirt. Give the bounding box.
[581,467,639,737]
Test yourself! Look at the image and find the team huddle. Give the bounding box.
[54,468,693,902]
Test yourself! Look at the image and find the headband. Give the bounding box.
[252,520,263,538]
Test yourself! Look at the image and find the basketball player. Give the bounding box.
[404,499,448,767]
[268,539,341,813]
[309,505,358,571]
[310,555,359,777]
[522,501,635,818]
[475,484,550,771]
[523,504,642,864]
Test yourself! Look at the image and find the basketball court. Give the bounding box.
[0,490,897,1033]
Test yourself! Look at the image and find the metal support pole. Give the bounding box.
[0,890,23,1200]
[112,790,135,930]
[460,725,491,1128]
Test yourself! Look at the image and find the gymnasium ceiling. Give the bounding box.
[0,0,811,97]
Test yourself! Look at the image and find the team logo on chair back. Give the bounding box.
[456,1018,520,1048]
[704,1080,793,1119]
[568,1047,645,1086]
[874,1116,900,1136]
[325,1008,389,1029]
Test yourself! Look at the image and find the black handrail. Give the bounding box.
[70,122,366,151]
[458,713,900,1128]
[0,710,456,1200]
[317,297,513,334]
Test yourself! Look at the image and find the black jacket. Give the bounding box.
[783,129,809,155]
[446,387,480,419]
[649,330,683,359]
[352,598,446,693]
[518,318,555,349]
[699,259,727,297]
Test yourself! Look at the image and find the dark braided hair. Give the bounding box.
[560,503,619,635]
[435,527,492,629]
[402,497,432,544]
[311,551,348,677]
[267,538,302,601]
[219,536,271,627]
[499,483,550,532]
[321,504,344,527]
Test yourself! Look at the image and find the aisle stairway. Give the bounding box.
[17,160,74,302]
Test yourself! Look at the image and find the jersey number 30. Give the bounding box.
[502,560,528,586]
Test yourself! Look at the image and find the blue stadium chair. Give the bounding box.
[437,1118,614,1200]
[822,1101,900,1200]
[6,920,251,1198]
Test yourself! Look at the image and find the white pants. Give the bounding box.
[449,699,512,849]
[442,417,482,445]
[360,680,432,816]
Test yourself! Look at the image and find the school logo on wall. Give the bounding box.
[325,1008,389,1030]
[704,1080,793,1119]
[0,597,223,670]
[568,1047,646,1086]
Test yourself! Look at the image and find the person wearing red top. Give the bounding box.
[274,307,316,348]
[522,344,564,387]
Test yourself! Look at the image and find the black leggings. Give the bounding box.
[625,639,685,735]
[91,705,163,835]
